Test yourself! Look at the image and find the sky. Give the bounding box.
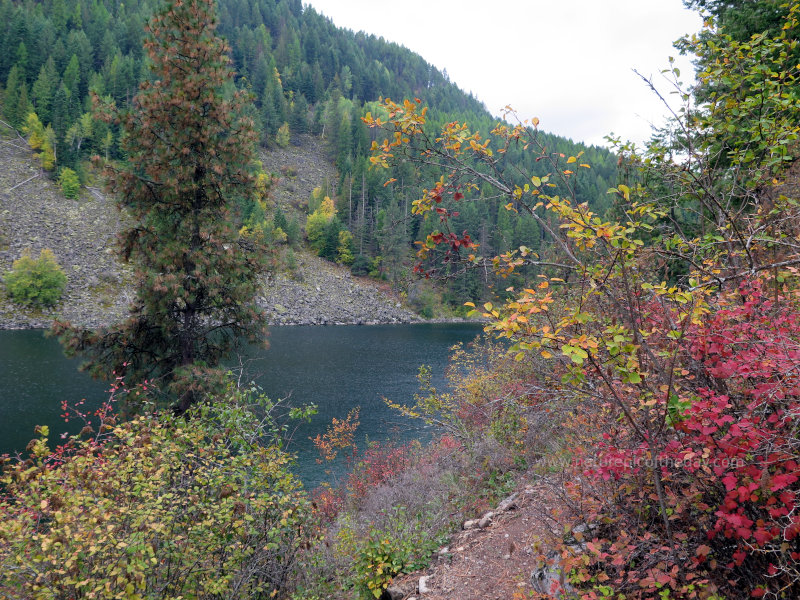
[303,0,704,148]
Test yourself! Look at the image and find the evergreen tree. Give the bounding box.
[289,92,308,133]
[56,0,267,414]
[63,54,80,96]
[14,81,30,128]
[32,58,57,123]
[3,64,21,126]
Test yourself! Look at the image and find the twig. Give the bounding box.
[0,139,28,150]
[7,173,41,193]
[85,186,105,200]
[0,118,27,144]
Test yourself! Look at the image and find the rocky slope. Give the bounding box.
[0,124,421,330]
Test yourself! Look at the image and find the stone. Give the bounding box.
[383,583,410,600]
[495,492,518,512]
[418,575,432,594]
[531,551,574,596]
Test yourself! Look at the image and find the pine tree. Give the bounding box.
[14,81,29,129]
[32,59,57,123]
[55,0,267,414]
[3,65,21,126]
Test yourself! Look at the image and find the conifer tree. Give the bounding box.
[55,0,267,414]
[3,65,21,126]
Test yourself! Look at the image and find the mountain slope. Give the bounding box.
[0,0,618,312]
[0,122,420,329]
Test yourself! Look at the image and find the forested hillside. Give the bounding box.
[2,0,800,598]
[0,0,617,307]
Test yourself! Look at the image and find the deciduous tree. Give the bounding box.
[365,2,800,596]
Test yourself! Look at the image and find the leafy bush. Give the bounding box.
[552,279,800,599]
[337,229,354,265]
[355,511,442,599]
[0,392,313,599]
[275,122,291,148]
[23,111,55,171]
[300,406,469,599]
[58,167,81,199]
[306,196,337,254]
[3,248,67,307]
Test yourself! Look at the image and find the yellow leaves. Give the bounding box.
[531,176,542,187]
[567,156,577,164]
[2,397,310,599]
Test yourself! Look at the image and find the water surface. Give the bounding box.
[0,324,481,487]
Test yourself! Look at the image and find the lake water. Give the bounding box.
[0,324,481,487]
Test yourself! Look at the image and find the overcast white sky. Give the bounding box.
[303,0,703,148]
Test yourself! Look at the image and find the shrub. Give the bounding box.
[355,511,442,599]
[337,229,354,265]
[4,248,67,307]
[275,122,291,148]
[23,112,56,171]
[306,196,336,254]
[0,392,313,599]
[303,439,458,599]
[58,167,80,199]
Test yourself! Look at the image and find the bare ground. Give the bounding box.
[388,476,572,600]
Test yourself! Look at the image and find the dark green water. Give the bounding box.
[0,324,481,487]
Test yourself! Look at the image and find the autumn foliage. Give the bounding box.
[0,393,310,599]
[363,2,800,597]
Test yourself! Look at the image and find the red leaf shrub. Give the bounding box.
[561,280,800,598]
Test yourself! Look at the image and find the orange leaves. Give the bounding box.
[312,408,360,463]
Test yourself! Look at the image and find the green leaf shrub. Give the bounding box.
[276,122,291,147]
[354,510,443,599]
[58,167,80,199]
[4,248,67,307]
[0,393,312,599]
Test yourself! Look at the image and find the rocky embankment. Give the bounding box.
[0,123,131,330]
[0,125,421,330]
[260,253,418,325]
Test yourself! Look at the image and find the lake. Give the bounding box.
[0,323,482,487]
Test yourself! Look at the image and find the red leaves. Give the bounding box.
[564,278,800,597]
[771,472,798,492]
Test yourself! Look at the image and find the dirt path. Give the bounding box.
[388,478,571,600]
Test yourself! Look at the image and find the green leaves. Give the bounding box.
[0,394,311,599]
[4,248,67,308]
[561,343,589,365]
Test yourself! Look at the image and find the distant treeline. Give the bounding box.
[0,0,618,306]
